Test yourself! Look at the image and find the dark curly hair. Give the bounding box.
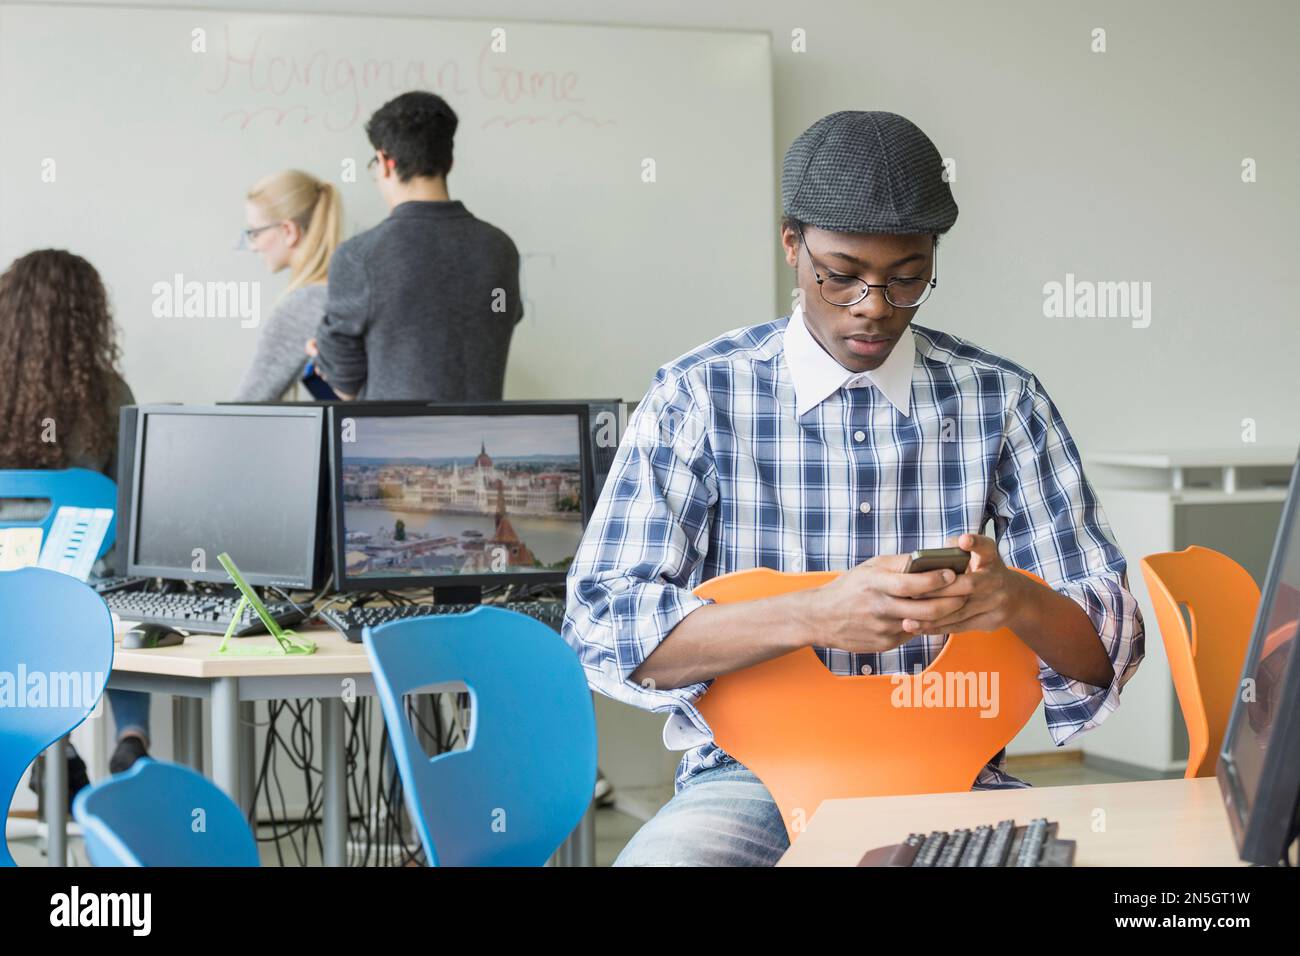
[365,91,458,181]
[0,249,122,469]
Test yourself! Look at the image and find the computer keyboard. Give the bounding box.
[90,574,149,595]
[104,590,305,636]
[857,818,1076,867]
[319,600,567,643]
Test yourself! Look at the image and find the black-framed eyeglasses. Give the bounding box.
[234,222,281,251]
[367,154,379,171]
[798,227,938,309]
[242,223,279,242]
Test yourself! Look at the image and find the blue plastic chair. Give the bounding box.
[0,567,114,866]
[0,468,118,559]
[73,758,259,866]
[364,606,597,866]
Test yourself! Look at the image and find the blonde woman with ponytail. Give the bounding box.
[234,169,342,400]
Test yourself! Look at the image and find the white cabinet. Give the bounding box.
[1007,447,1294,772]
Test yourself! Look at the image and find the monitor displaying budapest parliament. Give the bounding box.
[329,403,593,592]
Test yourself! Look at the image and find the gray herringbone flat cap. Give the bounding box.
[782,111,958,234]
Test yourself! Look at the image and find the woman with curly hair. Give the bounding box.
[0,249,151,778]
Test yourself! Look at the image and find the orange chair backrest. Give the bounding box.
[1140,546,1260,778]
[694,566,1046,841]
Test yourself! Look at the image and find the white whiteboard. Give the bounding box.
[0,4,774,403]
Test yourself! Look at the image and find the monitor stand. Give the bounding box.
[433,585,481,606]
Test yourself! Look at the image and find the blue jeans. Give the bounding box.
[613,762,790,866]
[107,689,150,742]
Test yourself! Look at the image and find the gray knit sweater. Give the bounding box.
[314,200,523,401]
[234,283,328,402]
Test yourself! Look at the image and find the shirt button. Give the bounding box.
[859,501,872,514]
[854,430,866,442]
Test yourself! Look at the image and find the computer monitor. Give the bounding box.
[226,397,626,504]
[125,405,328,589]
[1217,449,1300,865]
[327,402,591,595]
[581,398,624,502]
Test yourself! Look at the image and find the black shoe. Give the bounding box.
[68,746,90,803]
[109,736,149,775]
[26,743,92,812]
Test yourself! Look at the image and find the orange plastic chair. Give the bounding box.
[694,567,1048,841]
[1140,546,1260,779]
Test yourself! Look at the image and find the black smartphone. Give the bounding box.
[902,546,970,574]
[301,360,338,401]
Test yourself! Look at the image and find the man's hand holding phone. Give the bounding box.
[811,553,971,655]
[810,533,1032,655]
[901,532,1031,637]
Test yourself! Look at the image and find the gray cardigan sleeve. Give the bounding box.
[233,284,327,402]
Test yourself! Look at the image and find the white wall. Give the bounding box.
[7,1,1296,797]
[20,0,1297,455]
[0,4,773,405]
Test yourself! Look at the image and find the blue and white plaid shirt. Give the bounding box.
[563,305,1144,791]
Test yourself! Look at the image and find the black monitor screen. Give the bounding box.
[130,409,323,587]
[1228,503,1300,818]
[1219,452,1300,864]
[335,410,586,588]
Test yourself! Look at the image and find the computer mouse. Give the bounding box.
[122,623,186,649]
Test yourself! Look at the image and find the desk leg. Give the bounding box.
[172,697,187,766]
[43,736,67,867]
[210,677,242,816]
[238,701,256,814]
[575,801,596,866]
[321,697,346,867]
[184,697,204,771]
[172,696,204,770]
[555,801,596,867]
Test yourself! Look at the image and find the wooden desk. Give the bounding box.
[97,622,369,867]
[778,777,1243,867]
[111,623,369,679]
[75,619,594,867]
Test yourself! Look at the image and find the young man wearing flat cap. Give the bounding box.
[563,111,1145,866]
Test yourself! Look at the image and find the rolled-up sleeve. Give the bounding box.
[987,374,1145,744]
[562,367,719,738]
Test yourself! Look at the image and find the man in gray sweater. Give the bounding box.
[313,92,523,400]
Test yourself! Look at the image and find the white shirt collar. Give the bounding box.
[782,302,915,418]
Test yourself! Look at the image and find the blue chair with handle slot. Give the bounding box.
[0,567,114,866]
[0,467,118,560]
[73,758,259,866]
[364,605,597,866]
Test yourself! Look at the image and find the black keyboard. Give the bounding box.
[858,818,1076,867]
[104,590,305,636]
[319,600,566,642]
[90,575,149,595]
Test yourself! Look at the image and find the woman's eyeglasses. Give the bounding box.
[234,222,280,251]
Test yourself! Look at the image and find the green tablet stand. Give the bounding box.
[214,552,316,656]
